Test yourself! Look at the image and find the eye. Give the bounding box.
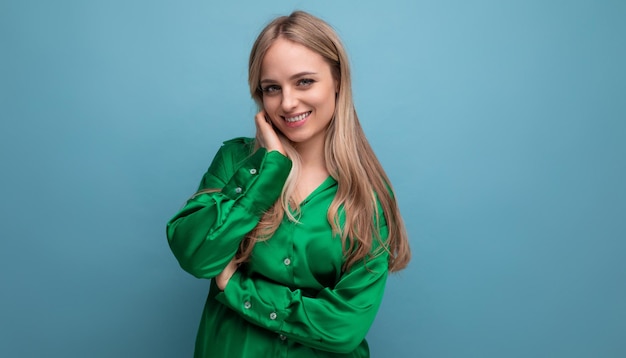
[297,78,315,87]
[261,85,281,95]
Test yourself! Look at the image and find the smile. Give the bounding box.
[284,111,311,123]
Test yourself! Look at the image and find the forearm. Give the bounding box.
[216,252,389,353]
[167,148,292,278]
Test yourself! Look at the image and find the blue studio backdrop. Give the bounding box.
[1,1,625,357]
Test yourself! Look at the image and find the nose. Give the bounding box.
[280,87,298,112]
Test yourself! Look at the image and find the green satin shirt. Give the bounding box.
[167,137,389,357]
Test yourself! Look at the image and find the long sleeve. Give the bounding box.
[215,223,390,354]
[166,140,292,279]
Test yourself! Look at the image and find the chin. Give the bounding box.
[284,135,305,144]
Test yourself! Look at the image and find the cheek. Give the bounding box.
[262,97,278,114]
[262,98,283,125]
[316,89,334,102]
[312,91,337,114]
[307,87,332,105]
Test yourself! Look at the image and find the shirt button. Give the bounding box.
[283,258,291,266]
[249,168,257,175]
[234,187,242,194]
[279,334,287,341]
[243,301,251,309]
[269,312,277,320]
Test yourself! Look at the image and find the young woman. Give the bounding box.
[167,10,411,357]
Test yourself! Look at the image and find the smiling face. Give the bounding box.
[260,38,338,152]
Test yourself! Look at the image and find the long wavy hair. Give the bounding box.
[235,11,410,272]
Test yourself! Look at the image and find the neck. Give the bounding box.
[294,135,327,172]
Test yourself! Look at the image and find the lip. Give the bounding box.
[282,111,311,128]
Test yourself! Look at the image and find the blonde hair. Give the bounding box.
[238,11,410,272]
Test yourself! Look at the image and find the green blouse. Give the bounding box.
[167,138,389,357]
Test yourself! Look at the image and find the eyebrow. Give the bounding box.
[260,71,318,84]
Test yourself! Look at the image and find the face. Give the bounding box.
[260,38,338,151]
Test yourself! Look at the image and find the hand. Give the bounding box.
[255,111,285,155]
[215,258,239,291]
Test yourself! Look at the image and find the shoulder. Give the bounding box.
[373,192,389,229]
[217,137,256,162]
[204,137,255,174]
[199,137,256,189]
[221,137,255,152]
[222,136,254,146]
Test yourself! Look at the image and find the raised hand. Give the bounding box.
[255,110,285,155]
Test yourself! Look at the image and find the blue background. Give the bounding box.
[1,0,624,357]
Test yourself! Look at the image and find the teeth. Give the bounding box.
[285,112,310,123]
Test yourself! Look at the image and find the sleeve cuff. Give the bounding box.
[221,148,292,215]
[215,271,290,332]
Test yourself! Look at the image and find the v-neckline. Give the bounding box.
[298,175,336,207]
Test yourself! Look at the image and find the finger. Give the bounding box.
[254,112,267,147]
[255,111,272,140]
[254,110,268,126]
[255,111,285,154]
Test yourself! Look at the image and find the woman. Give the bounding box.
[167,10,411,357]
